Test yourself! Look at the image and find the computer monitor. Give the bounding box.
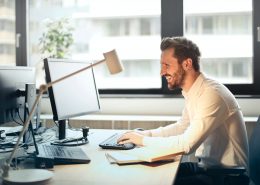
[0,66,36,144]
[0,66,36,125]
[44,58,100,140]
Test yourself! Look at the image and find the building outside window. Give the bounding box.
[184,0,252,84]
[0,0,15,66]
[28,0,161,90]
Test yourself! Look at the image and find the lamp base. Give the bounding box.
[3,169,53,185]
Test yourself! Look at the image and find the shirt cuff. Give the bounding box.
[150,127,164,137]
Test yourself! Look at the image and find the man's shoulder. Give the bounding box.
[199,77,238,107]
[201,75,231,95]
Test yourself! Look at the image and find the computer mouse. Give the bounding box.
[134,128,144,131]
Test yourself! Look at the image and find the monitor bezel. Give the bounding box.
[44,58,101,122]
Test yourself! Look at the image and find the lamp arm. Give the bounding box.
[47,59,106,88]
[2,88,44,178]
[2,58,106,178]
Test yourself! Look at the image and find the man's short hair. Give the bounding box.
[160,37,201,71]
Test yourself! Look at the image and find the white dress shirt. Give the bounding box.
[143,73,249,168]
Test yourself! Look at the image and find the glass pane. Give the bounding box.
[0,0,16,66]
[184,0,253,84]
[29,0,161,89]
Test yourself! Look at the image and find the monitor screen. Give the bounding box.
[44,58,100,122]
[0,66,36,124]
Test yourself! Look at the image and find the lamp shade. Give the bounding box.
[103,49,123,74]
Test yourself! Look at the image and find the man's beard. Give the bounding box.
[167,67,185,90]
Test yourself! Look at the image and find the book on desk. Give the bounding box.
[105,146,184,164]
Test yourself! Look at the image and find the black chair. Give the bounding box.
[175,116,260,185]
[203,115,260,185]
[249,115,260,185]
[203,165,248,185]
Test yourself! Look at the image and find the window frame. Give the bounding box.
[18,0,260,96]
[15,0,28,66]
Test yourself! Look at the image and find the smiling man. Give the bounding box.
[118,37,249,185]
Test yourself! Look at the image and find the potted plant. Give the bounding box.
[36,18,74,87]
[39,18,74,59]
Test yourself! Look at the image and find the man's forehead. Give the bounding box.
[162,48,175,56]
[161,48,176,63]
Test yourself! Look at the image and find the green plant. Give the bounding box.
[39,18,74,58]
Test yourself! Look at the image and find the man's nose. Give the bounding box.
[160,67,166,76]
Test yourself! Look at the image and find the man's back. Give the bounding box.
[194,75,249,168]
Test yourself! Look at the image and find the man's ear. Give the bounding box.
[182,58,193,71]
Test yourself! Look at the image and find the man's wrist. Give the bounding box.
[143,130,152,137]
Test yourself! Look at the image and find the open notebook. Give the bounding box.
[105,146,184,164]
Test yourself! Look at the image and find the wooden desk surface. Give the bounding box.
[46,129,181,185]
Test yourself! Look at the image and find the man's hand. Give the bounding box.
[117,131,144,146]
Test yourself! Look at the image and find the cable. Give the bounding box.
[36,126,58,144]
[67,119,71,128]
[24,103,39,155]
[0,142,27,153]
[10,109,23,126]
[16,108,24,124]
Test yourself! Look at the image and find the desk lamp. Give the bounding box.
[1,49,123,184]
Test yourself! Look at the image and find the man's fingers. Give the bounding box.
[117,133,129,142]
[119,139,131,144]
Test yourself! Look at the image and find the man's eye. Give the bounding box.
[161,63,170,69]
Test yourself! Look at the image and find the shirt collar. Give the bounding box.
[182,73,205,99]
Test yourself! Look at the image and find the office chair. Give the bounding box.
[249,115,260,185]
[203,165,248,185]
[201,115,260,185]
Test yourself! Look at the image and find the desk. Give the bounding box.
[45,129,181,185]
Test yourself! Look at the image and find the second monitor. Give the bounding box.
[44,58,100,140]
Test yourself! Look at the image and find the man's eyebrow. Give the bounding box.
[161,62,170,65]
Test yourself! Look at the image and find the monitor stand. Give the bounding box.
[58,119,66,140]
[51,119,89,146]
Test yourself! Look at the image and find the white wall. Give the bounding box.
[40,97,260,117]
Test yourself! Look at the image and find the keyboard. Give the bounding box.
[37,144,90,164]
[99,133,135,150]
[43,145,73,158]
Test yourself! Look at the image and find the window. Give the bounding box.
[0,0,15,66]
[162,0,260,95]
[13,0,260,95]
[183,0,253,86]
[0,0,28,67]
[28,0,161,91]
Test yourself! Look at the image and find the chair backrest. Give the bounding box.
[249,115,260,185]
